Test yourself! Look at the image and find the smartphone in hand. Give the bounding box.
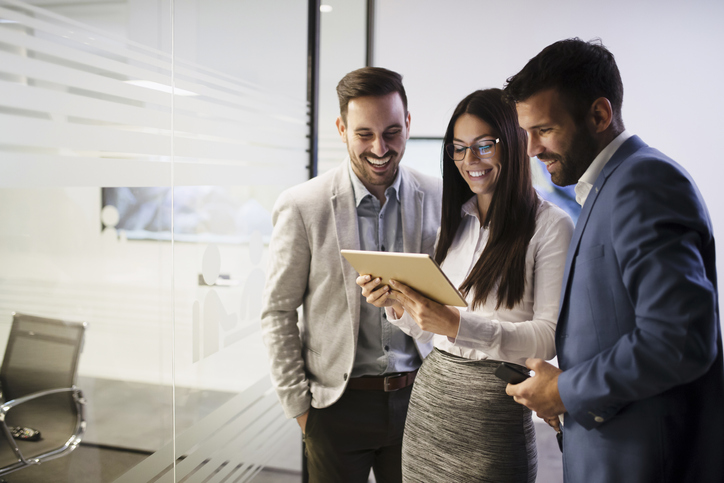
[494,362,530,385]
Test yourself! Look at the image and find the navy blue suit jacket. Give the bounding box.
[556,135,724,482]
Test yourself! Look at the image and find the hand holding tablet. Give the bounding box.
[341,250,467,307]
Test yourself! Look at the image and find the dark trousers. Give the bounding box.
[303,385,413,483]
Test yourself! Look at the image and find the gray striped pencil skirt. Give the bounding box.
[402,348,537,482]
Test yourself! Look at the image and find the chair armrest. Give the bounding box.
[0,387,82,413]
[0,387,85,466]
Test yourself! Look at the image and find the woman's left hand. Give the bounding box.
[388,280,460,338]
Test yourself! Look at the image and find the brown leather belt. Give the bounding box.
[346,370,418,392]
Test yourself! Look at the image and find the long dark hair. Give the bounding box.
[434,89,538,310]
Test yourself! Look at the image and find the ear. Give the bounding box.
[588,97,613,134]
[336,116,347,143]
[405,111,411,140]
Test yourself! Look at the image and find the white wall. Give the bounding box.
[375,0,724,319]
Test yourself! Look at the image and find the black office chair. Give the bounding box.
[0,313,87,477]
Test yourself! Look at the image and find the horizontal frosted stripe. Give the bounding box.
[0,80,307,149]
[0,114,171,154]
[172,116,308,151]
[185,407,288,483]
[175,393,282,481]
[171,137,306,163]
[172,96,308,140]
[197,410,289,483]
[215,413,292,483]
[174,63,307,110]
[0,49,173,107]
[0,80,171,130]
[1,114,305,163]
[0,32,307,123]
[113,377,271,483]
[0,153,307,187]
[1,2,304,109]
[171,76,308,120]
[234,424,298,483]
[0,14,307,115]
[0,26,173,87]
[173,157,307,187]
[0,3,173,71]
[0,279,179,328]
[0,154,171,187]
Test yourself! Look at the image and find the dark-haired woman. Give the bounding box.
[357,88,573,482]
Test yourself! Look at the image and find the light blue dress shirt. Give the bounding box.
[348,164,422,377]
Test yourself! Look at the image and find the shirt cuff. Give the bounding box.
[450,311,495,350]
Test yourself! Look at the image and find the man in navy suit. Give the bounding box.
[504,38,724,482]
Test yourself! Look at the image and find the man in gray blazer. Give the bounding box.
[260,67,441,482]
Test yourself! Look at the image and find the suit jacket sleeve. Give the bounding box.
[558,158,719,430]
[260,190,313,419]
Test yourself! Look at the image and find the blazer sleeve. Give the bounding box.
[558,158,719,430]
[260,190,313,419]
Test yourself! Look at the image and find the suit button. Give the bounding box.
[343,373,348,381]
[594,416,604,423]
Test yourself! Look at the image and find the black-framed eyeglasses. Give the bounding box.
[445,138,500,161]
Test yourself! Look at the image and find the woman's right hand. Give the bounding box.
[356,275,404,315]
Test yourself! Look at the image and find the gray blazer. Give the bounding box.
[261,160,442,419]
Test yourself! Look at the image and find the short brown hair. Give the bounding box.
[336,67,408,123]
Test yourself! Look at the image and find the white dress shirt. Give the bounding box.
[387,197,573,365]
[575,130,632,206]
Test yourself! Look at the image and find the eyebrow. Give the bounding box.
[452,134,496,143]
[354,123,404,133]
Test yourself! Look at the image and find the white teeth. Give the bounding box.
[543,160,555,166]
[469,169,490,177]
[366,156,391,166]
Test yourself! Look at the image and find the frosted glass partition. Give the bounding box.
[0,0,309,481]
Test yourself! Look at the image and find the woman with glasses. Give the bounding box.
[357,88,573,482]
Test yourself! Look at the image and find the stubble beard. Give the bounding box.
[543,128,599,187]
[349,148,400,188]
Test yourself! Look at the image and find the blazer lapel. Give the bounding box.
[400,168,423,254]
[558,136,647,319]
[331,161,362,337]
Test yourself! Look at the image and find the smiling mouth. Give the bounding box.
[468,169,492,178]
[365,155,391,168]
[538,155,560,168]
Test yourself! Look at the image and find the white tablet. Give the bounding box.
[341,249,467,307]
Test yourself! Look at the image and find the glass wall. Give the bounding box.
[0,0,309,481]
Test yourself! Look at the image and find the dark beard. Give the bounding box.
[542,127,599,187]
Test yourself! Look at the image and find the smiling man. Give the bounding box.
[261,67,441,482]
[503,38,724,483]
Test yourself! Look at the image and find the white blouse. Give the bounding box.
[387,197,574,365]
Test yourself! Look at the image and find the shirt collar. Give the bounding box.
[348,156,402,207]
[461,195,481,222]
[575,130,632,206]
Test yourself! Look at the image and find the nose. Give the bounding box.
[463,148,479,163]
[371,136,387,157]
[527,133,543,158]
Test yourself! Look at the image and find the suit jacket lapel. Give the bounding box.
[558,136,647,323]
[331,162,362,338]
[400,168,423,254]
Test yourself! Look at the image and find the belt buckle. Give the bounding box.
[383,373,403,392]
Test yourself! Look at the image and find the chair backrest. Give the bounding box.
[0,313,86,402]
